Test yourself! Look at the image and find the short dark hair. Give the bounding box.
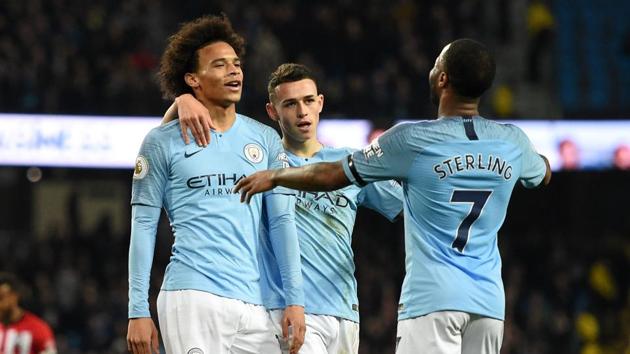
[443,39,496,99]
[0,272,24,297]
[267,63,318,99]
[158,14,246,99]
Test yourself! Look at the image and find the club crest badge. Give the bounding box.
[133,155,149,179]
[244,143,264,163]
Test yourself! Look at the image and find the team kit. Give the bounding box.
[126,15,550,354]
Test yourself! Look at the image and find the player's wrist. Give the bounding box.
[270,169,281,188]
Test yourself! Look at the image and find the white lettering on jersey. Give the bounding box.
[1,328,33,354]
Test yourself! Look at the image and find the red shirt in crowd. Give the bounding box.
[0,311,56,354]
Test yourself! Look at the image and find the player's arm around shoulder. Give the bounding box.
[161,93,215,146]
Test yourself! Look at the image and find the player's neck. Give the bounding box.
[438,94,479,118]
[199,98,237,132]
[283,137,322,158]
[1,306,23,324]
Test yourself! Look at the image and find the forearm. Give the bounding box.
[540,154,552,187]
[161,101,178,124]
[265,193,304,306]
[273,161,350,192]
[128,204,161,318]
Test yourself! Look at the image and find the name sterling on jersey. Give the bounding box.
[433,153,513,180]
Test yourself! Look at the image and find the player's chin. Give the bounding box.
[222,94,242,105]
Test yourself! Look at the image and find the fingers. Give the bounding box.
[186,118,204,147]
[281,315,289,339]
[234,179,245,198]
[290,320,305,354]
[201,114,212,145]
[180,124,190,145]
[130,339,149,354]
[245,187,254,204]
[151,326,160,354]
[234,178,253,203]
[193,117,208,147]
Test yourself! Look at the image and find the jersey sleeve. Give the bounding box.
[513,126,547,188]
[131,129,170,207]
[267,129,290,170]
[128,204,161,318]
[263,192,304,306]
[357,180,404,221]
[342,123,416,186]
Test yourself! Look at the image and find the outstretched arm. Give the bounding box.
[235,160,351,203]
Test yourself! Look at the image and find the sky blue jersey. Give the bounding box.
[341,116,547,321]
[260,146,404,322]
[128,114,302,318]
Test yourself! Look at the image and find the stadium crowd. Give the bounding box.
[0,0,559,121]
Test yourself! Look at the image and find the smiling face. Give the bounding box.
[185,41,243,107]
[267,78,323,145]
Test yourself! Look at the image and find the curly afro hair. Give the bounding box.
[158,14,246,99]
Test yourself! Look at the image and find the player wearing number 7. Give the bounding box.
[235,38,552,354]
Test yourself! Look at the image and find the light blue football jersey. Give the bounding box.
[259,146,404,322]
[342,116,547,321]
[129,114,301,318]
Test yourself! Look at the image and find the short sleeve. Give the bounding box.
[267,129,290,170]
[357,180,404,221]
[514,126,547,188]
[342,123,416,186]
[131,129,170,207]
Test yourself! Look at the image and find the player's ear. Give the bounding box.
[266,102,279,122]
[438,72,448,88]
[185,73,199,89]
[317,94,324,114]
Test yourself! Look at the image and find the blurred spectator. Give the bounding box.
[492,84,515,117]
[558,138,581,170]
[612,144,630,170]
[0,272,57,354]
[526,0,554,83]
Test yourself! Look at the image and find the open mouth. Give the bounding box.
[225,81,241,90]
[297,121,311,132]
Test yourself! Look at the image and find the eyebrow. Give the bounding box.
[281,94,316,104]
[210,57,241,65]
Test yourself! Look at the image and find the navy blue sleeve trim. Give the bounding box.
[347,154,367,187]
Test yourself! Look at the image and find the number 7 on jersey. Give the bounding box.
[449,190,492,252]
